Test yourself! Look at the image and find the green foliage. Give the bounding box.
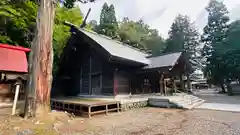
[118,18,165,55]
[201,0,230,89]
[222,20,240,80]
[0,0,37,47]
[53,6,83,74]
[89,20,98,30]
[96,2,118,37]
[164,14,200,71]
[201,0,229,58]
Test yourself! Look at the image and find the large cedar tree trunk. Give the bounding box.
[25,0,56,117]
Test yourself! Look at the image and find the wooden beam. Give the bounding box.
[164,79,167,96]
[100,63,103,94]
[113,69,117,96]
[80,67,82,94]
[160,73,164,95]
[89,55,92,95]
[173,77,177,95]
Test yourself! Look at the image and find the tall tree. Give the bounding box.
[96,3,118,37]
[25,0,95,117]
[164,15,200,68]
[164,15,199,58]
[26,0,56,116]
[89,20,98,31]
[219,20,240,95]
[164,14,200,91]
[201,0,229,93]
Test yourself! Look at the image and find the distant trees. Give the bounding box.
[95,2,118,37]
[164,15,200,65]
[201,0,230,94]
[163,14,200,91]
[118,18,165,55]
[93,4,166,56]
[200,0,240,95]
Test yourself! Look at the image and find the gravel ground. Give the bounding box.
[0,107,239,135]
[56,108,240,135]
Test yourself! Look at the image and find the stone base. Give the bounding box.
[120,100,148,111]
[148,98,179,108]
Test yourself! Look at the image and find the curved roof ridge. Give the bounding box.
[81,28,150,55]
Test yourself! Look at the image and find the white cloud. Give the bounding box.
[78,0,240,38]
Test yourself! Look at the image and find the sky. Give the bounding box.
[78,0,240,38]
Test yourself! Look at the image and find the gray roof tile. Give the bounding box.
[79,29,150,65]
[145,52,182,69]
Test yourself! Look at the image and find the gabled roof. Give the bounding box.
[78,29,150,65]
[145,52,182,69]
[0,44,30,73]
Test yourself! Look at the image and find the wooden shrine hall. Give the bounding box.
[52,23,191,98]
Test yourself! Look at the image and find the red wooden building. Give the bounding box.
[0,44,30,105]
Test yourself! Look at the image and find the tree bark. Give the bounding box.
[25,0,56,117]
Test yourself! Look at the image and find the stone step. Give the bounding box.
[170,95,204,109]
[148,94,204,109]
[172,96,200,104]
[185,100,205,109]
[179,99,203,108]
[183,95,199,100]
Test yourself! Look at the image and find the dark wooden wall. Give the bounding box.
[79,47,115,95]
[114,70,131,94]
[53,34,116,96]
[130,71,160,94]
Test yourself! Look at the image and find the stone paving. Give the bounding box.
[194,89,240,112]
[197,103,240,112]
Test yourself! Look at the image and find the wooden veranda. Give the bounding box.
[51,97,120,118]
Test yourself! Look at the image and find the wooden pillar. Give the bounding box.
[88,106,91,118]
[12,81,21,115]
[113,69,118,96]
[172,77,177,95]
[80,67,82,94]
[106,104,108,115]
[163,78,167,96]
[186,72,191,92]
[179,74,185,92]
[89,55,92,95]
[160,73,164,95]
